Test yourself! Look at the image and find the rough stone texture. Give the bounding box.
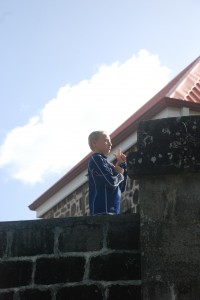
[139,173,200,223]
[35,257,85,284]
[56,285,103,300]
[127,116,200,300]
[140,173,200,299]
[0,260,32,288]
[0,214,141,299]
[120,175,140,214]
[142,281,200,300]
[43,146,140,219]
[89,253,141,281]
[142,282,172,300]
[43,183,90,218]
[127,115,200,178]
[175,282,200,300]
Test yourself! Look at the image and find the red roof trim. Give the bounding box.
[111,57,200,141]
[29,57,200,211]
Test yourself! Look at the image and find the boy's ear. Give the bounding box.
[91,139,97,148]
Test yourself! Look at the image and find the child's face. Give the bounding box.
[92,133,112,155]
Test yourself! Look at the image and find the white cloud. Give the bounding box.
[0,49,171,184]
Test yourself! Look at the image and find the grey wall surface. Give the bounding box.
[127,115,200,299]
[0,214,141,300]
[140,173,200,299]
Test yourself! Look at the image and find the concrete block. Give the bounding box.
[175,281,200,300]
[0,260,32,288]
[19,289,52,300]
[11,227,54,257]
[59,224,103,252]
[107,217,140,250]
[142,282,172,300]
[143,281,200,300]
[140,173,200,223]
[141,222,200,264]
[108,285,141,300]
[127,116,200,177]
[35,257,85,284]
[89,253,141,281]
[0,231,7,258]
[0,292,14,300]
[56,285,103,300]
[127,116,200,299]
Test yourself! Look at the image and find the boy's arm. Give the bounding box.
[90,154,124,188]
[119,161,127,192]
[113,148,127,193]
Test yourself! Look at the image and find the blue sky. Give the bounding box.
[0,0,199,221]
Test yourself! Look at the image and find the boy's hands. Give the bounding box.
[114,164,124,174]
[113,148,126,174]
[114,148,126,164]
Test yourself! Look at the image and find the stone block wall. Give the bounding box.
[43,178,140,219]
[43,183,90,218]
[127,115,200,299]
[0,214,141,300]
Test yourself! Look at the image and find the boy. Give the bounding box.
[88,131,127,215]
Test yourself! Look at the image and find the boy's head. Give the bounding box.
[88,131,112,156]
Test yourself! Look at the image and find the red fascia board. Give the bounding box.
[111,57,200,142]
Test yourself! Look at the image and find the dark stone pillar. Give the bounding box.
[127,116,200,300]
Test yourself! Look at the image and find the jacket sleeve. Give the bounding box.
[90,154,124,188]
[119,162,128,193]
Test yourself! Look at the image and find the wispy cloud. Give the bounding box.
[0,50,171,184]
